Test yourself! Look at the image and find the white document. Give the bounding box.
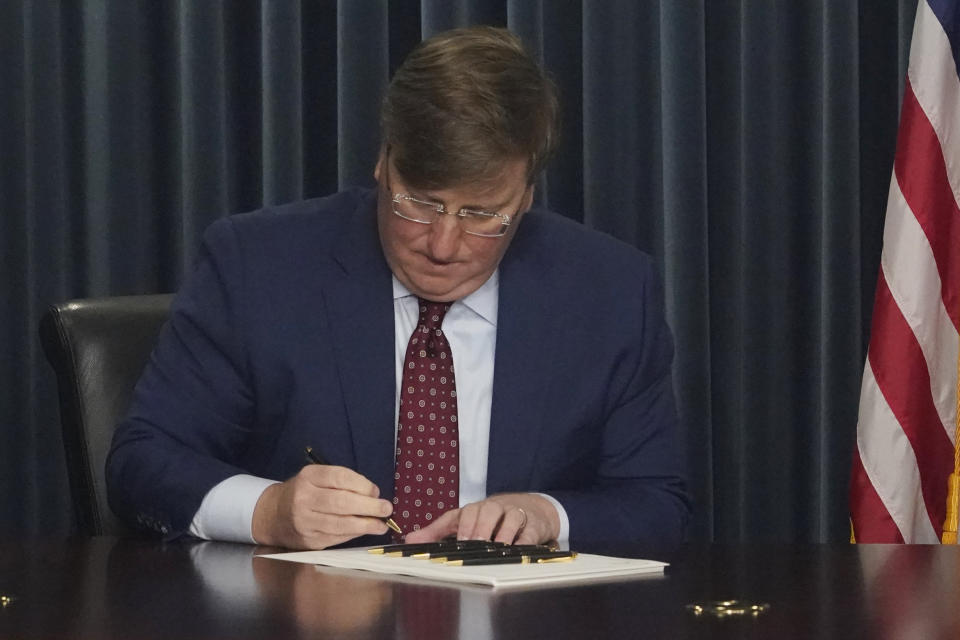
[258,548,667,588]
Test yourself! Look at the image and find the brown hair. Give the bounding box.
[381,26,558,189]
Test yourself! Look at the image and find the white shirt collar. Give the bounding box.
[392,271,499,326]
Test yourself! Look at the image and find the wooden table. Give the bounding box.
[1,538,958,638]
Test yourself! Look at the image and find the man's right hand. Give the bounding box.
[251,465,394,549]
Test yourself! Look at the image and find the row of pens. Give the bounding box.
[367,539,578,566]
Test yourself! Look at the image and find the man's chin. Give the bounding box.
[408,287,458,303]
[405,275,470,303]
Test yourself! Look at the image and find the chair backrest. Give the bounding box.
[40,294,173,536]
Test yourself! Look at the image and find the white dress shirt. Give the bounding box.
[190,271,568,543]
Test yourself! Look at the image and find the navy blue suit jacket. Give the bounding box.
[106,189,690,548]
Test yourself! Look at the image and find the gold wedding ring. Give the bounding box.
[516,507,527,530]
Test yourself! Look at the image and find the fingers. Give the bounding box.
[403,508,460,543]
[512,514,542,545]
[403,502,508,544]
[492,507,527,544]
[292,466,395,546]
[462,494,560,544]
[299,486,392,519]
[301,464,381,498]
[455,500,530,543]
[464,501,528,544]
[292,468,393,520]
[253,466,395,550]
[405,495,554,545]
[455,502,482,539]
[284,492,391,550]
[291,510,390,542]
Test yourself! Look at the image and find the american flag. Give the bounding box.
[850,0,960,543]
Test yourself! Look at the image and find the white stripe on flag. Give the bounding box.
[857,361,939,543]
[881,175,959,441]
[909,0,960,207]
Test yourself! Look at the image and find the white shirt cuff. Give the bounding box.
[188,474,280,544]
[535,492,570,543]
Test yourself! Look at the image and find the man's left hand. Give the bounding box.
[403,493,560,545]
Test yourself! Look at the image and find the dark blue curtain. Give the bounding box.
[1,0,916,542]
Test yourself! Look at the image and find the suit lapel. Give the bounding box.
[324,194,397,498]
[486,218,555,494]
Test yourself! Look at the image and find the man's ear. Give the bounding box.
[374,148,386,182]
[520,183,535,213]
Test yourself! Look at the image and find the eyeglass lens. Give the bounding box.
[394,198,506,236]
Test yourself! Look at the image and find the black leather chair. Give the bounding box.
[40,294,173,536]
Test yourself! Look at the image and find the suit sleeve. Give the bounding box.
[106,216,259,538]
[545,258,691,551]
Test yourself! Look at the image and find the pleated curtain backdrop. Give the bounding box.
[1,0,916,541]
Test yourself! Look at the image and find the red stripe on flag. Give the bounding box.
[867,270,953,535]
[893,79,960,332]
[850,445,905,543]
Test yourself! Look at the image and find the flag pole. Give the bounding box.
[942,347,960,545]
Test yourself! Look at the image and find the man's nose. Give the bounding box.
[426,214,461,260]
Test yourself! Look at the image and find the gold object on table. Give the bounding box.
[685,600,770,618]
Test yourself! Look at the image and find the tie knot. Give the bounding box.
[417,298,450,331]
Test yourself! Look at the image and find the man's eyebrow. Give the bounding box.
[412,189,514,213]
[460,197,513,212]
[406,189,440,203]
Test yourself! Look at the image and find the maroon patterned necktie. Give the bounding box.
[392,298,460,536]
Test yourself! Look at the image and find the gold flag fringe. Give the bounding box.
[941,342,960,545]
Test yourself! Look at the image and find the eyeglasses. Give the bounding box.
[391,193,513,238]
[383,154,516,238]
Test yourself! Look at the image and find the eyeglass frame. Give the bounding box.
[381,151,520,238]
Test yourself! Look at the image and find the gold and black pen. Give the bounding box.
[446,551,577,566]
[368,540,505,556]
[304,446,403,535]
[371,540,504,557]
[426,544,552,562]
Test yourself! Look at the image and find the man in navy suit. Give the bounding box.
[106,26,690,551]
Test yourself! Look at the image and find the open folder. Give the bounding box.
[258,547,667,588]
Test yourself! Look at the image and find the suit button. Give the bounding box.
[160,525,169,535]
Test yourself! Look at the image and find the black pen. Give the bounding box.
[304,446,403,535]
[446,551,577,566]
[426,545,553,562]
[368,540,502,556]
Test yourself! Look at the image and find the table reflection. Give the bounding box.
[859,544,960,640]
[187,540,505,638]
[252,558,394,635]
